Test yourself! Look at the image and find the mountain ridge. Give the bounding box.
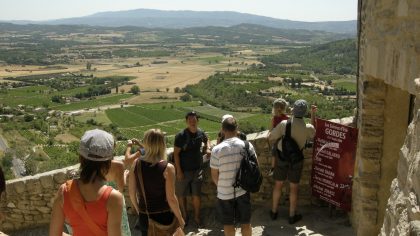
[3,9,356,34]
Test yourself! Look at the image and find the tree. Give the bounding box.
[130,85,140,95]
[86,61,92,70]
[180,94,192,102]
[24,114,34,122]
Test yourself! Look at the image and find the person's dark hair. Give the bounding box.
[0,166,5,195]
[185,111,199,121]
[222,117,237,132]
[79,155,111,184]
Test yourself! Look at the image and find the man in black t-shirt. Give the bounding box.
[174,111,210,227]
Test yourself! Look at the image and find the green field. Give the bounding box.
[106,102,266,145]
[51,94,133,111]
[333,80,357,93]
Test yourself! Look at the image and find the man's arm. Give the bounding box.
[173,146,184,181]
[211,168,219,186]
[203,133,211,158]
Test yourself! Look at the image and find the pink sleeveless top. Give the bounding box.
[63,180,113,236]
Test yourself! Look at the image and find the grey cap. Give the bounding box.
[79,129,114,161]
[293,100,308,118]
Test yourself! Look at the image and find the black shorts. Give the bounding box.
[273,159,304,184]
[216,192,251,225]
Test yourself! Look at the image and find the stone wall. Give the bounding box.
[379,79,420,235]
[0,132,315,232]
[356,0,420,235]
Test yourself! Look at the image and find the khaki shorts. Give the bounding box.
[273,159,304,184]
[175,170,203,197]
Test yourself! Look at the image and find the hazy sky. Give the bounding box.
[0,0,357,22]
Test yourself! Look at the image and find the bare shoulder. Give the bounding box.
[111,160,125,169]
[164,163,175,177]
[166,163,175,172]
[107,189,123,206]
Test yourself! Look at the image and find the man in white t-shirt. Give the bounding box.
[268,99,316,224]
[210,116,256,236]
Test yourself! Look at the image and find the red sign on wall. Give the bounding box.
[311,118,358,211]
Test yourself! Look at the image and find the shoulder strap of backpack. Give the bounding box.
[244,140,250,156]
[182,128,191,151]
[285,119,292,138]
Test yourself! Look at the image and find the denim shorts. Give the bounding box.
[216,192,251,225]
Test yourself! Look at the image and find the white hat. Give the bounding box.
[221,114,234,123]
[79,129,114,161]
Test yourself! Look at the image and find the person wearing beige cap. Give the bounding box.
[217,114,247,144]
[49,129,123,236]
[268,100,316,224]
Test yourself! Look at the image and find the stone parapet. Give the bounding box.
[0,130,319,232]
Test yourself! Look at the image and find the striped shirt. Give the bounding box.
[210,137,257,200]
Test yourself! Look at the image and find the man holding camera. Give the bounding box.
[268,100,317,224]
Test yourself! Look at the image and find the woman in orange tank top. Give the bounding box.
[49,129,123,236]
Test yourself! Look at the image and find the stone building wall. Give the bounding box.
[0,132,314,232]
[355,0,420,235]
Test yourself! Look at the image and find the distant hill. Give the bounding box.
[9,9,356,34]
[262,38,357,74]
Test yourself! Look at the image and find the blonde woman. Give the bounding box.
[269,98,289,172]
[129,129,185,236]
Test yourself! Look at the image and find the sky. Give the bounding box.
[0,0,357,22]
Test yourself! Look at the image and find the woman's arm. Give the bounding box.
[49,185,67,236]
[107,190,123,236]
[124,140,141,167]
[311,105,317,128]
[112,160,125,192]
[128,162,140,214]
[164,164,185,228]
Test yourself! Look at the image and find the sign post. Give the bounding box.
[311,118,358,211]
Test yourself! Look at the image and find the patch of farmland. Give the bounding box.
[52,94,133,111]
[106,105,186,128]
[181,105,254,122]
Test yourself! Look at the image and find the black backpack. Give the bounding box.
[277,119,304,164]
[233,141,263,193]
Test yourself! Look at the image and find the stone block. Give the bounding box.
[25,178,42,195]
[410,221,420,236]
[39,175,54,189]
[361,207,378,224]
[408,192,420,219]
[1,222,15,231]
[398,0,409,17]
[16,201,29,210]
[361,98,385,113]
[362,79,386,98]
[10,181,26,194]
[358,158,381,175]
[53,170,68,184]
